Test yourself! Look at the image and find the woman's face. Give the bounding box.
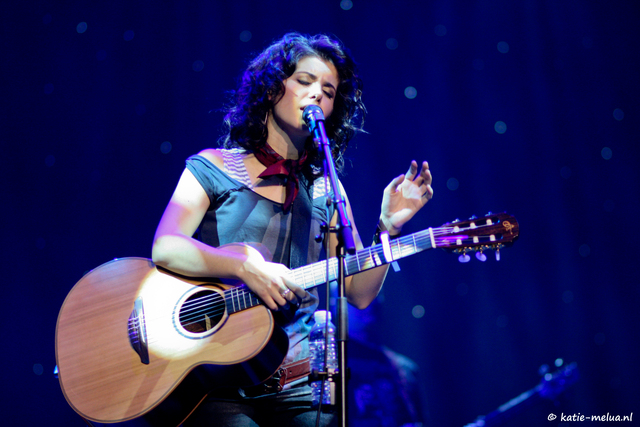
[271,55,339,143]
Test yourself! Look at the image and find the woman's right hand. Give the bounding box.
[235,246,306,311]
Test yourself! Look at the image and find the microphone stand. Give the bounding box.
[305,106,355,427]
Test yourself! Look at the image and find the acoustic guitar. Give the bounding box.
[55,212,519,426]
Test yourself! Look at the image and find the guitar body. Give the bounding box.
[55,213,520,426]
[55,257,288,426]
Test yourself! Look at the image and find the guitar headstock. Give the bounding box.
[435,212,519,262]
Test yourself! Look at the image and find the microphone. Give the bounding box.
[303,105,324,132]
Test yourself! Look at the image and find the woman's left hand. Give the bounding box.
[379,160,433,234]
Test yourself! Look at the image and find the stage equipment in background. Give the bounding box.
[55,213,519,426]
[463,361,579,426]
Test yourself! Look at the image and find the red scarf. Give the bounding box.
[254,144,308,212]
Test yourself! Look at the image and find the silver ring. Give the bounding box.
[281,288,291,297]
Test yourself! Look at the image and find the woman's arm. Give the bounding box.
[332,160,433,309]
[151,150,304,310]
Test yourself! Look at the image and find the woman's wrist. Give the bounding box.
[373,220,401,244]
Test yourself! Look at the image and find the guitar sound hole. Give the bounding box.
[179,289,224,334]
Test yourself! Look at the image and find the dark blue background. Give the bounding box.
[2,1,638,426]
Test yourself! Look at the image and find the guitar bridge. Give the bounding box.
[128,297,150,364]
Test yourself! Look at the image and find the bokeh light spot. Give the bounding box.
[560,166,571,179]
[579,244,591,257]
[447,177,459,191]
[45,154,55,167]
[613,108,624,121]
[412,305,425,319]
[33,364,44,376]
[135,104,146,116]
[601,147,612,160]
[582,36,593,49]
[77,22,88,33]
[494,121,507,134]
[239,30,252,42]
[404,86,417,99]
[562,290,574,304]
[434,25,447,36]
[44,83,54,95]
[123,30,135,41]
[192,60,204,72]
[497,41,509,53]
[386,38,398,50]
[43,14,52,25]
[160,141,172,154]
[340,0,353,10]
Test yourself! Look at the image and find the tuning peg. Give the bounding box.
[469,215,477,220]
[452,218,460,223]
[458,253,471,263]
[495,249,501,261]
[485,211,493,216]
[475,251,487,262]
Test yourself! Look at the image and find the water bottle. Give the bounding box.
[309,310,337,407]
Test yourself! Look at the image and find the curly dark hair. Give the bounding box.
[220,32,366,171]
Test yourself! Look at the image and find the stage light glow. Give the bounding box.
[446,177,459,191]
[579,244,590,257]
[613,108,624,121]
[412,305,425,319]
[77,22,88,34]
[33,364,44,375]
[404,86,417,99]
[497,41,509,53]
[601,147,612,160]
[340,0,353,11]
[494,121,507,134]
[123,30,135,41]
[434,25,446,36]
[160,141,172,154]
[192,60,204,72]
[386,38,398,50]
[239,30,252,42]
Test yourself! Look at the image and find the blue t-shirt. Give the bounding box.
[185,152,333,367]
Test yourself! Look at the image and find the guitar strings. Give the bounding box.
[134,224,496,334]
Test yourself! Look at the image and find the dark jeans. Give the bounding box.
[182,385,336,427]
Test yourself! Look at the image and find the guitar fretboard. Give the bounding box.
[223,228,435,314]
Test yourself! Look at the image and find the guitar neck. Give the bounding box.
[293,228,435,290]
[224,228,434,315]
[225,212,519,314]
